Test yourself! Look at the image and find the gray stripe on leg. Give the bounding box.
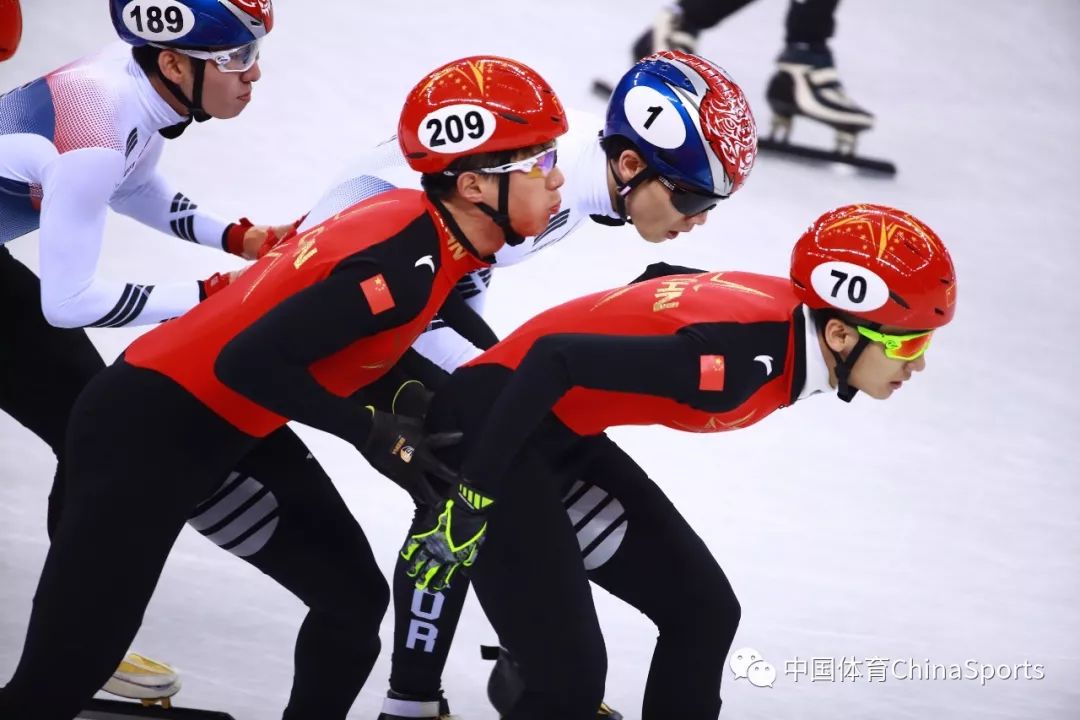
[188,476,263,531]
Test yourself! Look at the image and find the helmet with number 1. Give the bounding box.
[111,0,273,49]
[398,56,568,174]
[790,204,957,330]
[604,50,757,198]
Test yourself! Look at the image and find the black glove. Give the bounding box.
[359,410,460,503]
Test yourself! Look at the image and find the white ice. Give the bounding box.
[2,1,1078,718]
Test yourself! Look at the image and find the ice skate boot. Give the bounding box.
[101,652,181,709]
[761,43,894,174]
[766,43,874,145]
[482,645,623,719]
[376,689,461,720]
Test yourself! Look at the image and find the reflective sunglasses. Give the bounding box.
[655,174,725,216]
[856,325,934,361]
[476,147,558,179]
[175,39,262,73]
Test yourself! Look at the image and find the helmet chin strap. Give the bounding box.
[158,58,212,139]
[475,173,526,247]
[830,325,875,403]
[608,159,656,222]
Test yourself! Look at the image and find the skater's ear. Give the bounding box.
[453,171,490,203]
[157,49,192,85]
[616,148,649,180]
[822,317,857,355]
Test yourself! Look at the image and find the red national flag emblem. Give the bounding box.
[360,274,395,314]
[699,354,726,391]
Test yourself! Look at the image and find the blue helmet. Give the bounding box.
[604,50,757,198]
[111,0,273,49]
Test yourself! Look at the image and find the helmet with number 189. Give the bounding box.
[110,0,273,49]
[604,50,757,198]
[790,204,957,330]
[398,55,568,174]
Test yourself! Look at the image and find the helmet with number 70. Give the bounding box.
[111,0,273,49]
[604,50,757,199]
[398,55,568,174]
[790,204,958,330]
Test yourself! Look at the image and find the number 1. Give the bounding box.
[644,105,663,129]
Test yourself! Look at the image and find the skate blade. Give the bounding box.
[757,137,897,176]
[79,697,235,719]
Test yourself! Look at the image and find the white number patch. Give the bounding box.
[419,104,496,154]
[810,261,889,312]
[624,85,685,149]
[122,0,195,43]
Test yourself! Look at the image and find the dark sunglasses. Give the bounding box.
[655,175,726,216]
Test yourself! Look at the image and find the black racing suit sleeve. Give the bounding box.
[462,332,698,495]
[215,251,431,449]
[462,320,790,495]
[436,286,499,350]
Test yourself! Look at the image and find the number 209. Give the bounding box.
[425,111,485,147]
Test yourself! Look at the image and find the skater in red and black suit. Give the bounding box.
[401,204,958,719]
[0,55,567,720]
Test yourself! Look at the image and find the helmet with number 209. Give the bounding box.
[605,50,757,198]
[399,56,568,174]
[111,0,273,49]
[790,204,957,330]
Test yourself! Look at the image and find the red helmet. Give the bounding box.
[790,204,957,329]
[398,56,568,174]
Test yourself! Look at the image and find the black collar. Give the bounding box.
[788,305,808,405]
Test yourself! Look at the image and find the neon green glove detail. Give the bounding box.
[401,483,495,591]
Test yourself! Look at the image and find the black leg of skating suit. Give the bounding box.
[784,0,840,46]
[0,362,257,719]
[0,362,389,720]
[632,0,841,59]
[387,500,471,698]
[0,246,105,538]
[200,426,389,719]
[576,435,741,719]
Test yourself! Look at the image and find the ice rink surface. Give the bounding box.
[2,1,1079,718]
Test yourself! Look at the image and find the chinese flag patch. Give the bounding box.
[360,274,395,314]
[699,355,726,391]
